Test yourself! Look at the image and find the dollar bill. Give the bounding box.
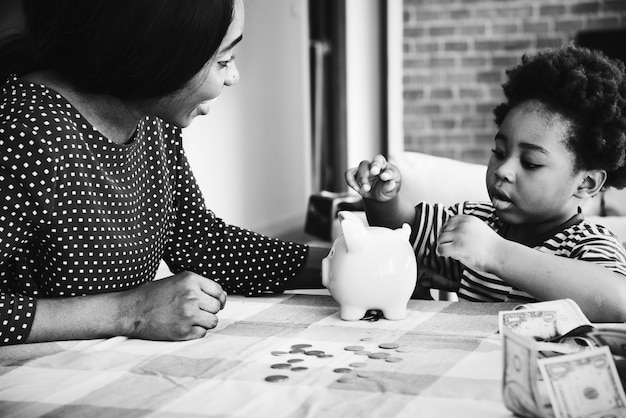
[502,326,550,417]
[538,346,626,418]
[587,329,626,358]
[500,309,559,340]
[513,299,591,338]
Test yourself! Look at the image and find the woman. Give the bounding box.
[0,0,326,345]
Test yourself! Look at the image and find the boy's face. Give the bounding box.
[486,100,587,228]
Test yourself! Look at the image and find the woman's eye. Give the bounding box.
[218,55,236,68]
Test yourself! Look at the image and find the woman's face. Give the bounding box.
[485,100,587,228]
[149,0,244,127]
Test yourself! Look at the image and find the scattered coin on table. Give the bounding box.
[378,342,399,350]
[368,352,390,360]
[349,362,368,368]
[291,366,308,372]
[386,357,404,363]
[337,375,357,384]
[333,368,352,374]
[271,363,292,369]
[291,344,312,349]
[287,358,304,364]
[271,350,288,356]
[344,345,365,352]
[265,375,289,382]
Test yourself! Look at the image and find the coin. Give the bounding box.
[289,349,305,354]
[270,363,292,369]
[287,358,304,364]
[304,350,324,356]
[378,342,399,350]
[265,375,289,382]
[368,352,390,360]
[344,345,365,352]
[291,344,312,349]
[385,357,404,363]
[337,375,357,384]
[333,368,352,374]
[271,350,288,356]
[291,366,308,372]
[357,371,377,378]
[348,362,368,368]
[317,353,334,358]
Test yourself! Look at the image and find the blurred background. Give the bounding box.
[2,0,626,239]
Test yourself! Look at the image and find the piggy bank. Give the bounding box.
[321,211,417,320]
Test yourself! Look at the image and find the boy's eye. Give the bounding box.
[491,148,505,159]
[521,160,541,169]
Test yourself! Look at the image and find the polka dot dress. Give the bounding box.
[0,75,308,345]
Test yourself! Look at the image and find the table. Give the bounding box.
[0,294,519,418]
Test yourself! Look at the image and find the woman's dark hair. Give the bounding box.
[494,45,626,189]
[0,0,234,100]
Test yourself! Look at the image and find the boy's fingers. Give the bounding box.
[371,155,388,175]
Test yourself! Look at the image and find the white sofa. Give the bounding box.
[389,151,626,245]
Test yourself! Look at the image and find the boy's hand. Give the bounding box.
[436,215,502,273]
[345,154,401,202]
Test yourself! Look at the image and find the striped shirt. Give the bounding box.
[411,201,626,303]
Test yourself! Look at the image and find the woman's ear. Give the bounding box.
[575,169,607,198]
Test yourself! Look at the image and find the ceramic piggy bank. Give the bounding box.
[321,211,417,321]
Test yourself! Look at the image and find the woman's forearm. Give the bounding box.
[27,291,128,343]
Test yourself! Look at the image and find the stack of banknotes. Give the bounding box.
[499,299,626,417]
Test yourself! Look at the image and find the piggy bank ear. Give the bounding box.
[338,211,369,253]
[395,223,412,241]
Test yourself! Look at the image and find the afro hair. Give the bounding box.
[493,45,626,189]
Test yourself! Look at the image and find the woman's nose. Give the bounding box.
[225,63,240,86]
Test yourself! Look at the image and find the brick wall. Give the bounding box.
[402,0,626,164]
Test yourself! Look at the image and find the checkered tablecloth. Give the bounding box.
[0,294,518,418]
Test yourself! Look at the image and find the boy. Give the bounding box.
[346,45,626,322]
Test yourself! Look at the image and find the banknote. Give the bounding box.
[513,298,591,337]
[538,346,626,418]
[502,327,550,417]
[500,309,559,340]
[587,329,626,358]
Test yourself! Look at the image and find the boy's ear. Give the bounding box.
[575,169,607,198]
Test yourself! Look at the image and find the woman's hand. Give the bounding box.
[345,154,401,202]
[121,271,227,341]
[436,215,502,273]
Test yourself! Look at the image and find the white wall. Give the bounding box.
[182,0,312,237]
[345,0,385,167]
[386,0,405,158]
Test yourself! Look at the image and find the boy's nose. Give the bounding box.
[494,161,515,182]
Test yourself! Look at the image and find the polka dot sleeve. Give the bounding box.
[0,127,47,345]
[162,152,309,296]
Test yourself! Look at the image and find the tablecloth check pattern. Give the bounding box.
[0,295,519,418]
